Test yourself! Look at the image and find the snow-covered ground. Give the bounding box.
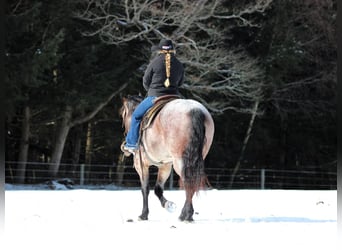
[4,186,337,250]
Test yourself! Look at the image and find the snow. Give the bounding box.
[4,186,337,250]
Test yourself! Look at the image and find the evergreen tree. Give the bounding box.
[5,1,64,182]
[6,0,143,180]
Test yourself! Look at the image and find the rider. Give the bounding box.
[122,39,185,155]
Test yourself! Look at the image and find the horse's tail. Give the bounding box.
[182,108,207,194]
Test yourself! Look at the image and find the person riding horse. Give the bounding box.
[122,39,185,155]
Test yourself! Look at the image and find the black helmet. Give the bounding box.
[158,39,174,50]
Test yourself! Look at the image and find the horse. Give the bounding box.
[120,95,215,222]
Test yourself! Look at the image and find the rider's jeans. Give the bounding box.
[125,96,156,147]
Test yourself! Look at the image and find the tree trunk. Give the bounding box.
[16,106,30,183]
[72,126,82,176]
[84,122,93,181]
[49,106,72,178]
[229,100,260,188]
[278,113,288,188]
[48,83,128,178]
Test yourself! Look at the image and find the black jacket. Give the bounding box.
[143,53,184,97]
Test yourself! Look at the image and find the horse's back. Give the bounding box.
[163,99,211,116]
[162,99,214,134]
[144,98,214,159]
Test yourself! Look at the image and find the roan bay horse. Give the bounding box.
[120,95,214,222]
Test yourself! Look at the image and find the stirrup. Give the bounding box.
[120,141,136,156]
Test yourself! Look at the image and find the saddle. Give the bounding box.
[141,95,180,131]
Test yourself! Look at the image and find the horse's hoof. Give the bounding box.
[178,214,194,222]
[179,218,194,223]
[184,220,194,224]
[178,219,194,223]
[164,201,177,213]
[138,215,148,221]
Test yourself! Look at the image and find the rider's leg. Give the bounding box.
[125,96,156,148]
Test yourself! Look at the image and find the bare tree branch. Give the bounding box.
[76,0,272,114]
[71,83,128,127]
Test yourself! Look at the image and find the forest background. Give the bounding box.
[4,0,337,189]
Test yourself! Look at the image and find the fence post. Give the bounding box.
[260,168,265,189]
[80,164,85,185]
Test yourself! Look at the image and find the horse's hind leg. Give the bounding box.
[154,164,176,212]
[179,188,195,222]
[172,159,195,221]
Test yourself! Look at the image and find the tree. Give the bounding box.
[76,0,272,114]
[5,0,336,187]
[6,0,140,179]
[5,0,65,182]
[262,0,336,168]
[16,106,30,183]
[48,84,127,177]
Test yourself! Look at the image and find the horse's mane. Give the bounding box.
[126,95,143,112]
[128,95,144,102]
[119,95,144,124]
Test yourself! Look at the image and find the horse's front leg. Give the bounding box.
[134,157,150,220]
[154,164,176,212]
[139,173,150,220]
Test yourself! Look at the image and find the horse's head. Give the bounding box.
[120,95,143,134]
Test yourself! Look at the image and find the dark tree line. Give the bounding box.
[5,0,336,189]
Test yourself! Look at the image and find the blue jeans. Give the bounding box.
[125,96,156,147]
